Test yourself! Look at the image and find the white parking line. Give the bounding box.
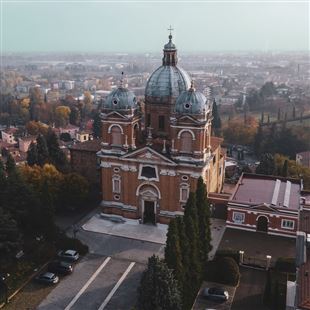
[64,256,111,310]
[97,262,135,310]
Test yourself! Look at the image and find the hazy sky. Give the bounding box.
[1,1,309,53]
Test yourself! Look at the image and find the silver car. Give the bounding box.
[203,287,229,302]
[57,249,79,262]
[35,272,59,284]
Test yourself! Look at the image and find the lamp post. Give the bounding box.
[239,250,244,265]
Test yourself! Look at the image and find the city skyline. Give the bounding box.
[1,1,309,53]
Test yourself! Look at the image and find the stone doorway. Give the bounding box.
[257,216,268,232]
[143,200,155,224]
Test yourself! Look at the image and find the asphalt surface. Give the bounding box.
[231,267,269,310]
[36,224,164,310]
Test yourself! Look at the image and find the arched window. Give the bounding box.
[180,131,193,153]
[111,126,122,146]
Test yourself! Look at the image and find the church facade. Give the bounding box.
[97,33,225,224]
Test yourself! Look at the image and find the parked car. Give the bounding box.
[57,249,79,262]
[203,287,229,302]
[35,272,59,285]
[48,260,73,275]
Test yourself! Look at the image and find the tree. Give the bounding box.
[183,193,201,302]
[292,106,296,119]
[195,177,212,265]
[27,142,38,166]
[137,255,181,310]
[5,154,16,176]
[282,159,289,177]
[29,87,44,121]
[69,106,81,126]
[55,106,71,127]
[253,124,263,155]
[165,218,184,290]
[36,134,49,166]
[46,128,69,172]
[211,100,221,135]
[216,257,240,286]
[0,207,22,258]
[256,153,276,176]
[93,112,102,138]
[60,173,89,210]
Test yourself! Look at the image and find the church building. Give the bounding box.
[97,32,225,224]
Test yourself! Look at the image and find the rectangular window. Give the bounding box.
[281,219,294,230]
[158,115,165,131]
[112,178,121,193]
[147,114,151,127]
[232,212,245,224]
[180,187,189,203]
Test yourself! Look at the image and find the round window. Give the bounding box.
[113,167,120,173]
[112,98,118,105]
[184,103,191,109]
[182,175,189,181]
[114,194,120,200]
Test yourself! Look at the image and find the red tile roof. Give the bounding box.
[69,139,102,152]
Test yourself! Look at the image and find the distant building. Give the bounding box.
[1,127,18,144]
[297,151,310,169]
[18,136,36,153]
[227,173,302,238]
[76,131,91,143]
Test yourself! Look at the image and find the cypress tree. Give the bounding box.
[183,193,201,303]
[36,134,49,166]
[5,154,16,176]
[46,128,69,172]
[93,112,102,138]
[165,218,184,291]
[137,255,182,310]
[27,142,39,166]
[211,99,221,135]
[195,177,212,265]
[282,159,289,177]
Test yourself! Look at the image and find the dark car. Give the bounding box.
[48,260,73,275]
[57,249,79,262]
[203,287,229,302]
[35,272,59,285]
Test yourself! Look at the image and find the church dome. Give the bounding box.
[175,83,207,114]
[104,86,137,110]
[145,33,191,100]
[145,66,190,99]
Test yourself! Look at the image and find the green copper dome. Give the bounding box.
[175,84,207,114]
[104,87,137,110]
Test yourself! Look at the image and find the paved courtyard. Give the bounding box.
[218,228,296,261]
[82,213,168,244]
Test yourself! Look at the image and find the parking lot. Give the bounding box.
[37,254,145,310]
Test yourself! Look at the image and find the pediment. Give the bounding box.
[105,111,128,120]
[122,146,176,165]
[250,203,278,212]
[176,115,201,125]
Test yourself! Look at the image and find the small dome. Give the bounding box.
[164,34,176,50]
[175,85,207,115]
[145,66,191,99]
[104,87,137,110]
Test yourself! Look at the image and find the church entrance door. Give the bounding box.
[143,201,155,224]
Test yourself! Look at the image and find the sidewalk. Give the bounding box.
[82,214,168,244]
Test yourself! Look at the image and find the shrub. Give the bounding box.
[215,249,240,264]
[216,257,240,286]
[55,233,89,256]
